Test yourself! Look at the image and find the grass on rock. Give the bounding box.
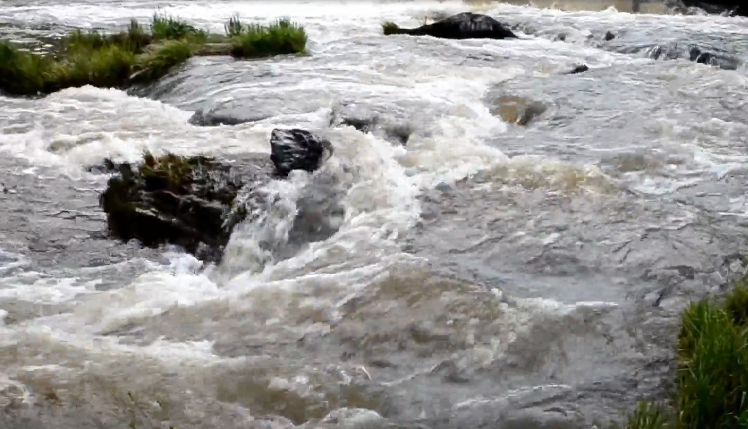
[615,272,748,429]
[0,13,307,96]
[226,16,307,58]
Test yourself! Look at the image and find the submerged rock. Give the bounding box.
[328,103,413,146]
[490,95,547,126]
[187,108,258,127]
[270,129,334,177]
[383,12,517,40]
[99,128,333,262]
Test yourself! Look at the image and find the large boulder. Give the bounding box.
[383,12,517,40]
[99,128,333,262]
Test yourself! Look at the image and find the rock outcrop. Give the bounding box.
[675,0,746,16]
[99,128,333,262]
[383,12,517,40]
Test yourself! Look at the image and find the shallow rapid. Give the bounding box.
[0,1,747,428]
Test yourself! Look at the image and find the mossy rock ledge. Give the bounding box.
[99,128,333,263]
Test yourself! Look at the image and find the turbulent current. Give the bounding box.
[1,1,748,428]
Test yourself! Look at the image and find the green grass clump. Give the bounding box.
[615,275,748,429]
[227,17,307,59]
[675,281,748,429]
[150,13,205,42]
[0,41,55,96]
[48,44,136,93]
[382,21,400,35]
[0,13,308,96]
[224,14,246,38]
[0,15,202,96]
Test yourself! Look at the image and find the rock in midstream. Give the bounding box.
[98,128,333,262]
[384,12,517,40]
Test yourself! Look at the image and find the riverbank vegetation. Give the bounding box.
[0,13,307,97]
[615,271,748,429]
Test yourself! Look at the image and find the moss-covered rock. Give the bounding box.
[99,152,274,263]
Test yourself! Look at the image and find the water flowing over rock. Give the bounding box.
[328,103,413,146]
[99,129,333,262]
[99,153,274,263]
[270,128,334,177]
[385,12,517,40]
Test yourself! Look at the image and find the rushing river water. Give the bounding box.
[1,1,748,428]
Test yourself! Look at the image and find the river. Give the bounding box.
[0,1,747,428]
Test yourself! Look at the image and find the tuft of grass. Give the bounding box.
[47,43,136,93]
[675,281,748,429]
[224,13,245,38]
[150,12,204,42]
[616,276,748,429]
[228,17,307,59]
[614,402,674,429]
[382,21,400,35]
[0,41,54,96]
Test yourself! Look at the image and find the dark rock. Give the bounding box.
[677,0,746,16]
[567,64,589,74]
[384,12,517,40]
[85,158,117,174]
[99,152,274,263]
[604,31,615,41]
[270,129,334,177]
